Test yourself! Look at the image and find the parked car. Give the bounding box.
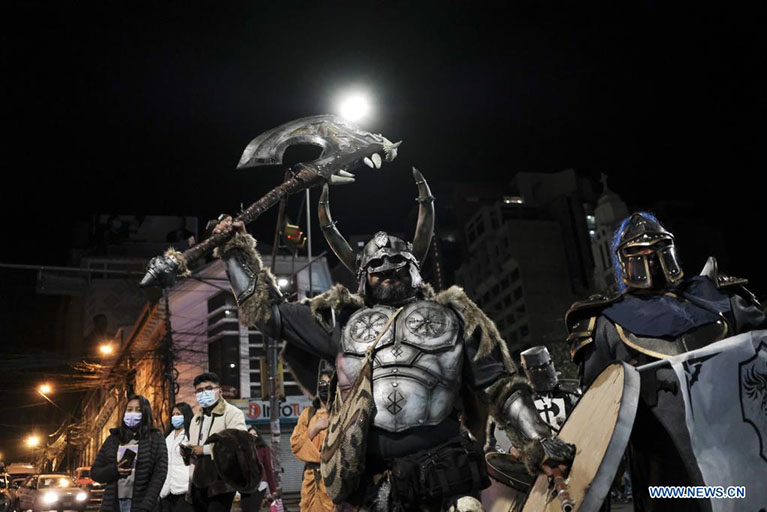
[4,466,35,482]
[0,473,17,512]
[15,474,89,512]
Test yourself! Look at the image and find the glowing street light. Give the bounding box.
[39,383,52,395]
[25,435,40,448]
[99,343,115,356]
[336,91,372,123]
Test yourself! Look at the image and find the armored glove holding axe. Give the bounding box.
[142,115,575,511]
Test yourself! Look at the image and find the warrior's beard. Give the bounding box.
[369,273,413,304]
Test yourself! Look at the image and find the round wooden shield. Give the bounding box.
[522,362,639,512]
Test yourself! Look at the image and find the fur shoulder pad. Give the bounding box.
[303,284,364,333]
[435,285,515,370]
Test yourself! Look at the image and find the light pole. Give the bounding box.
[37,384,72,472]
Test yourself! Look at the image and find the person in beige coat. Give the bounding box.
[184,372,246,512]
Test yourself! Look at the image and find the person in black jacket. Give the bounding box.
[92,395,168,512]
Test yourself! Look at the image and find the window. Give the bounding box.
[208,335,240,398]
[511,269,520,282]
[207,292,234,314]
[513,287,523,300]
[208,321,238,338]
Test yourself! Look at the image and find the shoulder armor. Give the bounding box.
[557,379,582,397]
[699,256,759,307]
[565,315,597,364]
[563,293,620,364]
[564,293,620,331]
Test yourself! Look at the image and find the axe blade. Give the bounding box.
[236,114,398,177]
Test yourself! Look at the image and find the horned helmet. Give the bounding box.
[318,168,434,296]
[613,212,683,290]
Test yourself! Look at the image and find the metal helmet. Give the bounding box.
[613,212,683,289]
[318,168,435,295]
[520,345,558,394]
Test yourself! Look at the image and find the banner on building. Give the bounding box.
[667,330,767,510]
[231,396,313,424]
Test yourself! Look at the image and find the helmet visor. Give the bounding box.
[658,245,683,283]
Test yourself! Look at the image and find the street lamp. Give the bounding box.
[39,383,52,395]
[99,343,114,356]
[25,435,40,448]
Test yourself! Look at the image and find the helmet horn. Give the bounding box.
[318,184,357,274]
[412,167,435,266]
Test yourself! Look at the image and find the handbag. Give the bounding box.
[320,308,402,503]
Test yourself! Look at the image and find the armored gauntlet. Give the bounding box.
[217,232,283,328]
[489,376,575,475]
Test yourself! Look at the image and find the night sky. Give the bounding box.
[1,1,766,458]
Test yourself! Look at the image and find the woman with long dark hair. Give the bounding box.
[92,395,168,512]
[160,402,194,512]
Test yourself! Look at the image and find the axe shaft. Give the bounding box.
[182,165,317,266]
[550,468,575,512]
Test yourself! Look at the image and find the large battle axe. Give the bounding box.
[140,114,400,288]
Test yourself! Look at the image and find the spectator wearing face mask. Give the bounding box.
[91,395,168,512]
[290,369,334,512]
[160,402,194,512]
[184,373,246,512]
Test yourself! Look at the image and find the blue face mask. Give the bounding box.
[196,389,218,408]
[124,412,142,428]
[171,415,185,429]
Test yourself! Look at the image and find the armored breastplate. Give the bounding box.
[614,316,729,359]
[339,300,462,432]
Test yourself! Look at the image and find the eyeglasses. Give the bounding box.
[195,385,219,393]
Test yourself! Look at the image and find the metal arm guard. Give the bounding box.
[487,376,576,475]
[217,232,283,327]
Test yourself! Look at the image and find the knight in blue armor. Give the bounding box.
[213,170,574,511]
[565,212,766,511]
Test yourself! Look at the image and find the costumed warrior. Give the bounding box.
[212,169,575,511]
[564,212,766,511]
[520,346,580,432]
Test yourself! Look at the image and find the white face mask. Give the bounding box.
[196,389,218,408]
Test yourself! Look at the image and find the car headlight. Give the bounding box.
[76,492,88,502]
[43,492,59,504]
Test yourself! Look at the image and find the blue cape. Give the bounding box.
[602,276,731,337]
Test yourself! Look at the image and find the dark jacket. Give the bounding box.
[92,428,168,512]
